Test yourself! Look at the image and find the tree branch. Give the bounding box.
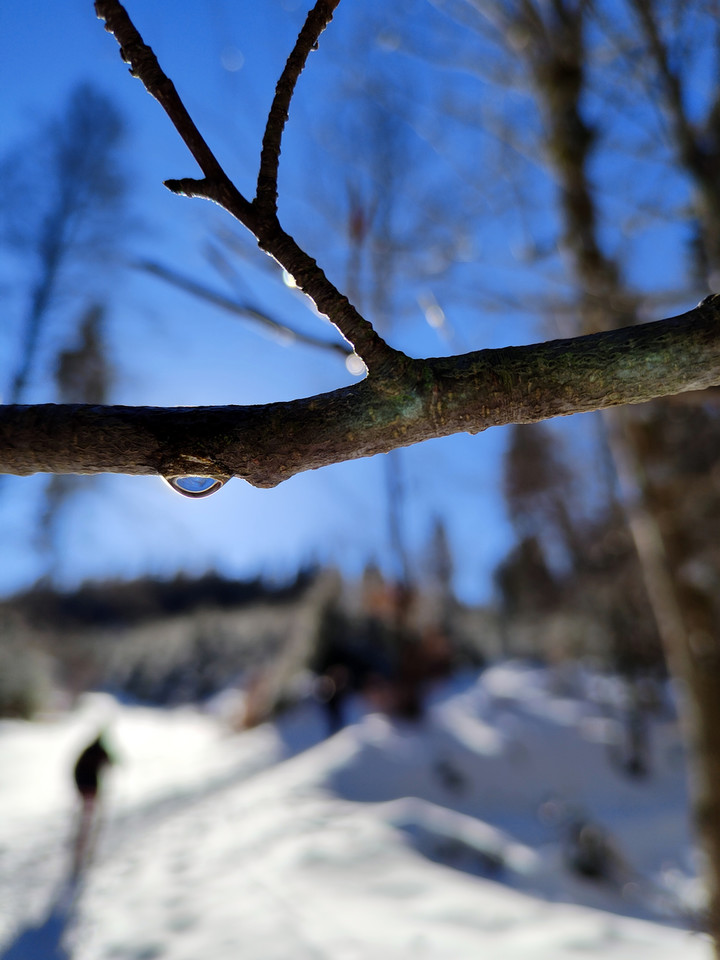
[256,225,402,370]
[21,3,710,496]
[95,0,397,370]
[256,0,341,215]
[3,297,720,485]
[95,1,245,206]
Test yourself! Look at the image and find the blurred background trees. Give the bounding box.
[1,83,129,573]
[1,82,127,405]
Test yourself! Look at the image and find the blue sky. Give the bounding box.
[4,0,693,603]
[0,0,527,602]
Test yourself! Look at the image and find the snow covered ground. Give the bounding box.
[0,661,712,959]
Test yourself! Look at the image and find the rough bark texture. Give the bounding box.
[2,298,720,482]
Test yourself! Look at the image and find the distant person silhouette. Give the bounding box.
[72,733,112,876]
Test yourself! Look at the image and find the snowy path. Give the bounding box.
[0,665,712,959]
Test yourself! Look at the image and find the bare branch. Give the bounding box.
[256,0,342,215]
[135,258,352,358]
[17,1,707,516]
[257,227,404,370]
[94,1,256,231]
[95,1,243,205]
[3,298,720,484]
[95,0,397,370]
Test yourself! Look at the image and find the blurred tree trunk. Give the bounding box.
[38,304,114,566]
[340,102,425,718]
[1,83,126,404]
[1,83,126,575]
[513,0,720,942]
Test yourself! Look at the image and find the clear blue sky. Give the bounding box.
[0,0,653,602]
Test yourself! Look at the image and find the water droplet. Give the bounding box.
[164,475,227,499]
[345,352,367,376]
[220,45,244,72]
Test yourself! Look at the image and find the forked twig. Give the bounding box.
[94,0,399,371]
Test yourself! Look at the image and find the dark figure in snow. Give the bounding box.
[565,819,610,880]
[72,733,113,876]
[74,735,112,799]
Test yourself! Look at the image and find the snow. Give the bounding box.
[0,662,711,958]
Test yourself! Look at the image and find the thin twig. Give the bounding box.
[135,258,352,358]
[256,0,342,215]
[95,2,221,181]
[261,228,404,370]
[94,0,255,224]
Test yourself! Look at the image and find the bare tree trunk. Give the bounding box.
[515,0,720,942]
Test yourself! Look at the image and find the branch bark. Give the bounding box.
[2,296,720,484]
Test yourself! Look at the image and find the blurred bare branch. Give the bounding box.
[134,259,351,358]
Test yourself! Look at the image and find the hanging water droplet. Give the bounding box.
[345,352,367,376]
[164,475,227,499]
